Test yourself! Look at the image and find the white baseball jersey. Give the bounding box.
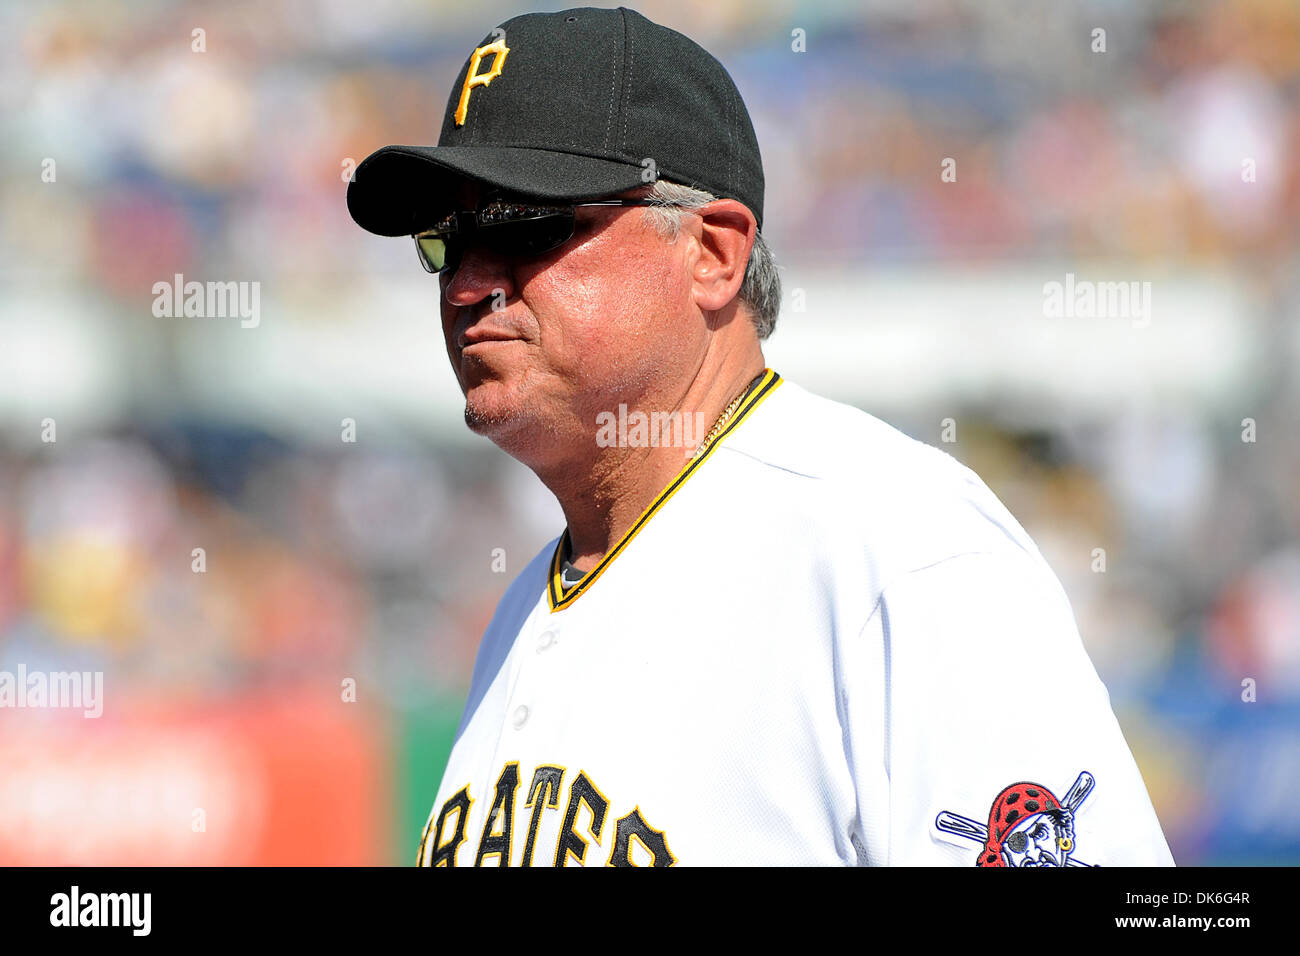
[418,369,1175,867]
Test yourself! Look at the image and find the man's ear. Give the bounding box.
[690,200,756,313]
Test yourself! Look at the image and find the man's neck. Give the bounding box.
[544,360,767,573]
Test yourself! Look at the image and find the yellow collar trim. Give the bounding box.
[546,369,783,612]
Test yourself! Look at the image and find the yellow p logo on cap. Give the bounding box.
[455,38,510,127]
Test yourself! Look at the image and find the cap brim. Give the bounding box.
[346,145,650,237]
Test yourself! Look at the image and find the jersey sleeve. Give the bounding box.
[845,548,1175,867]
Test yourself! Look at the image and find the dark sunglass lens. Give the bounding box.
[480,213,575,258]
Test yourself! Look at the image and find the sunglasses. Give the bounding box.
[413,195,666,275]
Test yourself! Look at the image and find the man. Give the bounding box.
[347,6,1174,867]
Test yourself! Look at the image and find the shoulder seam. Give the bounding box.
[853,548,1027,644]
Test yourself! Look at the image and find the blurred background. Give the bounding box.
[1,0,1298,864]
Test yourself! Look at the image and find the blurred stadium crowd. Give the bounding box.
[1,0,1298,864]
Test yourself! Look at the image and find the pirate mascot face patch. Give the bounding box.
[981,783,1074,867]
[935,771,1097,867]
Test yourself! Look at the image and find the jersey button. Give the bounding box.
[537,630,556,652]
[512,705,530,729]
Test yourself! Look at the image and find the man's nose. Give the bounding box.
[442,245,516,308]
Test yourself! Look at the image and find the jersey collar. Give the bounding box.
[546,369,783,612]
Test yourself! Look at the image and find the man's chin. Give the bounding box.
[463,386,539,439]
[464,401,522,435]
[461,377,516,426]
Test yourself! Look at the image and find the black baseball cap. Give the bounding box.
[346,6,764,237]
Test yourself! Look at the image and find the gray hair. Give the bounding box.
[640,180,780,340]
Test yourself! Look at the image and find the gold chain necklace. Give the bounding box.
[691,378,755,460]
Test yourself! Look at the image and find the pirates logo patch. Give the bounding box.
[935,770,1097,867]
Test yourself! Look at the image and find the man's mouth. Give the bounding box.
[457,320,523,350]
